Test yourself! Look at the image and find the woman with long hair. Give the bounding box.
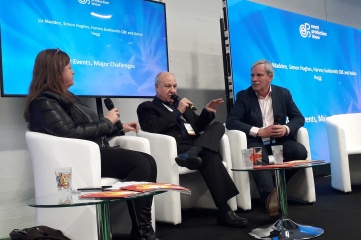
[24,48,158,240]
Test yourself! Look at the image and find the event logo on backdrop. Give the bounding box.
[299,23,328,40]
[78,0,90,4]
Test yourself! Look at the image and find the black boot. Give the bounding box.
[130,223,157,240]
[127,197,158,240]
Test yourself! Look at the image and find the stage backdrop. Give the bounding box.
[226,0,361,162]
[0,0,168,97]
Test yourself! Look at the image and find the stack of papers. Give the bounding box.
[79,182,191,199]
[253,160,326,169]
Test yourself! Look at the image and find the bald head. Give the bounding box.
[155,72,174,85]
[155,71,177,103]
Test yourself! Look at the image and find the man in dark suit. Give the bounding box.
[137,71,248,227]
[226,59,307,217]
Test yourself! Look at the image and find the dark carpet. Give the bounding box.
[115,175,361,240]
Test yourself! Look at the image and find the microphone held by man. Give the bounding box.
[274,114,281,125]
[271,114,281,143]
[171,94,197,111]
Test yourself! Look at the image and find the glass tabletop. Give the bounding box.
[28,191,160,208]
[232,160,329,172]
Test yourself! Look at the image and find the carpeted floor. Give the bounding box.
[114,175,361,240]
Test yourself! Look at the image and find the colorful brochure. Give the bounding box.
[78,190,139,199]
[253,160,326,169]
[78,182,191,199]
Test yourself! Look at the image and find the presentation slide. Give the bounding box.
[0,0,168,97]
[226,0,361,161]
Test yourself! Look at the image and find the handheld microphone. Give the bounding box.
[171,94,197,111]
[103,98,125,134]
[271,114,281,143]
[274,114,281,125]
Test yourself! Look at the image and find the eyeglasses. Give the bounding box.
[55,48,61,54]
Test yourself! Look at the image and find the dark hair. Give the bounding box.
[23,48,75,121]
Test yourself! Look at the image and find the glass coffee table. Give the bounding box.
[28,191,163,240]
[233,161,328,240]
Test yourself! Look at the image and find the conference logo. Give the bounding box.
[299,23,327,40]
[78,0,110,6]
[299,23,311,38]
[78,0,90,4]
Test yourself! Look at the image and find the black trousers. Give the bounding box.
[247,137,308,200]
[100,146,157,182]
[177,122,239,207]
[100,146,157,233]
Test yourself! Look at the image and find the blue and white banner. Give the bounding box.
[226,0,361,161]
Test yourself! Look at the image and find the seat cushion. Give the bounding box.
[101,177,121,185]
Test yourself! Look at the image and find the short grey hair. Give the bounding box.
[251,60,274,76]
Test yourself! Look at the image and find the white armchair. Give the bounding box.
[325,113,361,192]
[225,127,316,211]
[137,130,237,225]
[25,131,154,240]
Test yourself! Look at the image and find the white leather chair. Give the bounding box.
[137,130,237,225]
[225,127,316,211]
[325,113,361,192]
[26,131,155,240]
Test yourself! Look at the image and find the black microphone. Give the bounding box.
[271,114,281,143]
[103,98,124,134]
[274,114,281,125]
[171,94,197,111]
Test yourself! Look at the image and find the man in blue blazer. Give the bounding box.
[137,71,248,227]
[226,60,307,217]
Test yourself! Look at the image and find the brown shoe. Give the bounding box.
[265,188,279,217]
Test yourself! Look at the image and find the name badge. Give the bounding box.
[262,137,271,145]
[262,137,276,145]
[184,123,196,135]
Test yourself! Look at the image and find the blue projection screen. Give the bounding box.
[226,0,361,162]
[0,0,168,97]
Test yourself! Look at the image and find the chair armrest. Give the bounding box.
[109,135,151,154]
[325,118,351,192]
[225,129,248,168]
[26,131,102,194]
[219,134,233,178]
[104,136,151,185]
[325,119,348,161]
[224,128,252,210]
[219,133,237,210]
[296,127,312,160]
[137,130,179,184]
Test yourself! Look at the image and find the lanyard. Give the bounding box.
[162,103,187,122]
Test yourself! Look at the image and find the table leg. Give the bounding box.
[275,169,288,219]
[249,169,324,239]
[96,203,112,240]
